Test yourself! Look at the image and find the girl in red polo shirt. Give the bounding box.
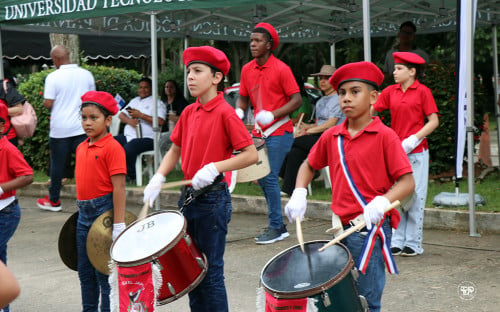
[373,52,439,257]
[75,91,126,312]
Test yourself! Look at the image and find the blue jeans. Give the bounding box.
[76,193,113,312]
[258,132,293,229]
[392,149,428,254]
[0,200,21,312]
[49,134,87,203]
[342,219,392,312]
[178,185,232,312]
[114,135,153,180]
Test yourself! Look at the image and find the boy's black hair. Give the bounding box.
[399,63,424,81]
[0,117,5,124]
[140,76,153,87]
[81,102,112,118]
[399,21,417,33]
[252,28,273,48]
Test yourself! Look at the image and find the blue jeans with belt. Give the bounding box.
[76,193,113,312]
[258,132,294,229]
[0,199,21,312]
[342,219,392,312]
[178,185,232,312]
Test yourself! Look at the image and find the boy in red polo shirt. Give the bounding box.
[143,46,257,312]
[373,52,439,257]
[285,61,415,312]
[0,110,33,312]
[236,22,302,244]
[75,91,126,312]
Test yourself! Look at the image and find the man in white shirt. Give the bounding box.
[37,45,95,212]
[115,77,166,183]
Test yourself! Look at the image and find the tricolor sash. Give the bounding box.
[337,135,398,275]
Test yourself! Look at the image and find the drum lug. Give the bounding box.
[359,295,369,311]
[153,258,163,271]
[351,268,359,281]
[196,257,206,269]
[184,234,192,246]
[321,289,332,307]
[167,282,176,296]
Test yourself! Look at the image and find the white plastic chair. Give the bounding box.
[135,150,155,186]
[109,114,121,136]
[307,166,331,195]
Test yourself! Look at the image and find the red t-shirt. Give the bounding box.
[373,80,438,153]
[0,102,16,140]
[239,54,300,136]
[75,133,126,200]
[0,136,33,199]
[170,92,254,181]
[308,117,412,225]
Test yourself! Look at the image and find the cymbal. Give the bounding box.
[58,211,79,271]
[86,210,137,275]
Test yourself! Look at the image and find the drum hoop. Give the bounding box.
[260,240,354,299]
[110,210,187,266]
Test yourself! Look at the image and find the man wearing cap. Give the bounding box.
[236,22,302,244]
[143,46,257,312]
[285,61,414,312]
[382,21,429,76]
[374,52,439,257]
[37,45,95,212]
[280,65,344,196]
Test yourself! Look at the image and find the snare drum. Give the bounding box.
[261,241,367,312]
[235,137,270,183]
[110,211,207,305]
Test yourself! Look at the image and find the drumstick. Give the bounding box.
[296,113,304,130]
[161,179,192,190]
[296,216,305,253]
[137,201,149,220]
[318,200,400,252]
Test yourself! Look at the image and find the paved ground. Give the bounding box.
[6,196,500,312]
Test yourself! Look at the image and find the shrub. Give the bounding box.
[17,65,142,171]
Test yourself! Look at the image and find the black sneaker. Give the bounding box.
[255,227,286,245]
[401,246,417,257]
[280,224,290,239]
[391,247,402,256]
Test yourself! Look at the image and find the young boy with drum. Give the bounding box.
[143,46,257,312]
[75,91,126,312]
[373,52,439,257]
[0,108,33,312]
[285,61,415,312]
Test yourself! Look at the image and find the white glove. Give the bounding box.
[255,110,274,126]
[112,223,126,241]
[284,188,308,223]
[143,173,165,206]
[192,163,219,190]
[235,108,245,120]
[363,196,390,230]
[401,134,422,154]
[0,186,3,196]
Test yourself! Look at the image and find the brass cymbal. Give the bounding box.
[58,211,79,271]
[86,210,137,275]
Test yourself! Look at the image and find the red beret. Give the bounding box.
[329,61,384,91]
[393,52,425,65]
[254,22,279,50]
[183,46,230,76]
[81,91,119,116]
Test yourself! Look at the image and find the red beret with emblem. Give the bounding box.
[329,61,384,91]
[183,46,230,76]
[81,91,119,116]
[254,22,279,50]
[392,52,426,65]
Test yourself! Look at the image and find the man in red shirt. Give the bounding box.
[236,23,302,244]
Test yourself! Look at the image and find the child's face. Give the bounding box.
[393,64,415,84]
[337,81,378,119]
[81,105,112,142]
[186,63,220,98]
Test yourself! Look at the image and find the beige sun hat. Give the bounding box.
[310,65,336,76]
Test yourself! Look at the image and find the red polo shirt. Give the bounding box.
[239,54,299,136]
[308,117,412,225]
[75,133,126,200]
[0,136,33,200]
[171,92,254,181]
[373,80,438,153]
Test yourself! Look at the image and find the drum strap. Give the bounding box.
[337,135,398,275]
[254,115,290,138]
[180,174,225,212]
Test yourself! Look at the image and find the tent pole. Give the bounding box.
[184,36,189,99]
[150,12,160,211]
[0,27,4,79]
[362,0,371,62]
[330,42,335,67]
[492,25,500,168]
[466,0,479,237]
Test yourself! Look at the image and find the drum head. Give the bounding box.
[58,211,79,271]
[261,241,352,298]
[111,211,185,264]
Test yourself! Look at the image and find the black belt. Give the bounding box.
[180,174,226,210]
[0,199,18,214]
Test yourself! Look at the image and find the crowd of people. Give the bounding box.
[0,20,442,312]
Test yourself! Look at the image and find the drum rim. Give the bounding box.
[110,210,186,266]
[260,240,354,299]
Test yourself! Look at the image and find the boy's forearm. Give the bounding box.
[295,160,315,189]
[384,173,415,203]
[157,144,181,177]
[214,144,258,173]
[111,174,126,224]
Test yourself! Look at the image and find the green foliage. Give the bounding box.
[17,65,142,171]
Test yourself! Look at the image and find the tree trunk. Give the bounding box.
[49,33,80,64]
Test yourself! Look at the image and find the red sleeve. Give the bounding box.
[373,88,390,112]
[280,65,300,97]
[421,86,438,116]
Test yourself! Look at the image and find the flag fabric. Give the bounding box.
[115,93,126,110]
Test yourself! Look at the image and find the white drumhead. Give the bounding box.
[111,211,185,263]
